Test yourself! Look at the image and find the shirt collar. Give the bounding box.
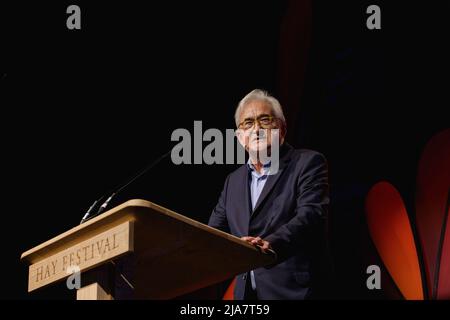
[247,158,271,176]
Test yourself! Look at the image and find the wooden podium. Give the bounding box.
[20,199,275,300]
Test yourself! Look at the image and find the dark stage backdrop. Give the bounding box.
[2,1,448,299]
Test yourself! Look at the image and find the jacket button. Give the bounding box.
[242,274,247,280]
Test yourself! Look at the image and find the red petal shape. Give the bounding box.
[222,278,236,300]
[415,129,450,299]
[366,182,424,299]
[437,206,450,299]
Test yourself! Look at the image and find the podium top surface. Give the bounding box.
[21,199,268,263]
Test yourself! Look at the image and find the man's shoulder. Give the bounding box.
[226,163,248,180]
[290,148,326,162]
[288,148,327,172]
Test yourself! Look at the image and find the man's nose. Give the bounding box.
[252,128,266,139]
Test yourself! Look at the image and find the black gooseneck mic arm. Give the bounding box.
[80,149,172,224]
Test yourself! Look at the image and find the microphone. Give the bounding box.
[80,149,172,224]
[80,197,104,224]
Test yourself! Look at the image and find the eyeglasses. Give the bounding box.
[238,115,277,130]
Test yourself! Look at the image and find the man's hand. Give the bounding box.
[241,236,272,253]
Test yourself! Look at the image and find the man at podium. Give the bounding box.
[208,89,331,300]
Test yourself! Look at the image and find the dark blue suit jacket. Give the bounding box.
[208,144,331,300]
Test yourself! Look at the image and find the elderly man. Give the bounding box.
[208,89,331,300]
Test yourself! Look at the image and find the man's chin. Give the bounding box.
[248,143,271,157]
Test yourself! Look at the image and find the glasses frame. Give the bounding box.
[238,115,278,131]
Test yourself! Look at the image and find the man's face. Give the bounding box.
[236,100,284,158]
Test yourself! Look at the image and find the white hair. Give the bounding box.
[234,89,286,128]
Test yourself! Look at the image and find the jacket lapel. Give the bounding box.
[242,165,252,234]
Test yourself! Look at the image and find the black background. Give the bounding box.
[2,1,449,300]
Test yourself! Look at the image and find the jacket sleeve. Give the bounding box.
[208,174,231,233]
[265,152,330,263]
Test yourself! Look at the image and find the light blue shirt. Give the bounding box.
[247,160,271,291]
[248,161,271,210]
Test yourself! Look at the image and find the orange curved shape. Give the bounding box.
[415,128,450,299]
[437,206,450,299]
[365,182,424,300]
[222,278,236,300]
